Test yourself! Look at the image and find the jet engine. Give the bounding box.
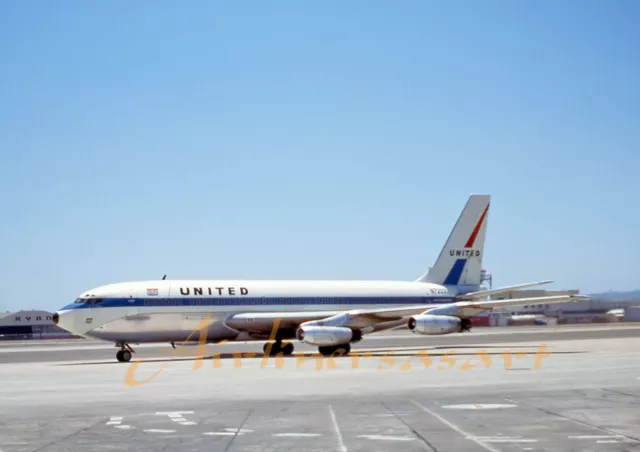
[295,326,361,346]
[407,315,462,335]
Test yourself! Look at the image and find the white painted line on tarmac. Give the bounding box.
[597,440,621,444]
[203,428,253,436]
[569,435,623,439]
[411,401,500,452]
[474,436,537,443]
[329,405,347,452]
[442,404,517,410]
[224,428,253,434]
[115,425,132,430]
[144,429,176,433]
[274,433,323,437]
[106,415,123,426]
[357,435,415,441]
[156,411,194,425]
[482,439,538,443]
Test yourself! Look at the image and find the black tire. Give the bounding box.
[116,350,124,362]
[282,342,294,356]
[337,343,351,356]
[121,350,132,362]
[263,342,283,357]
[318,344,351,357]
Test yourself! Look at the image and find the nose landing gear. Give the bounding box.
[116,343,135,362]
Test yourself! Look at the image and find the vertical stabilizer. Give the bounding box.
[417,194,490,286]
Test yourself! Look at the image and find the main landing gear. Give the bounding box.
[263,341,295,357]
[460,318,472,332]
[116,343,135,363]
[318,343,351,357]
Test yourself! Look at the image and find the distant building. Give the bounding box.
[485,289,640,325]
[0,310,74,339]
[492,289,582,316]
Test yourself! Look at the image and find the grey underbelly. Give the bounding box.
[86,312,240,343]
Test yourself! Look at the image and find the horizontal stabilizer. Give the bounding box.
[457,280,554,300]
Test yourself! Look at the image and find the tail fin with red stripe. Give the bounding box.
[417,194,490,286]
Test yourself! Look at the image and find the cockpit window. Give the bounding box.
[74,297,103,304]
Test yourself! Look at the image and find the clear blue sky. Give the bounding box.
[1,1,639,312]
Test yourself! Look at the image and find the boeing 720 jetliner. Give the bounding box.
[53,194,586,362]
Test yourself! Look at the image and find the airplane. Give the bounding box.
[53,194,587,362]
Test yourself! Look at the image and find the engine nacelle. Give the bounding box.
[296,326,359,346]
[407,315,462,335]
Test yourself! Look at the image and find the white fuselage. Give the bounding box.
[56,280,464,343]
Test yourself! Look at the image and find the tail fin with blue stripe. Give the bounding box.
[417,194,490,286]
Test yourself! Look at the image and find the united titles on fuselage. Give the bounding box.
[179,287,249,296]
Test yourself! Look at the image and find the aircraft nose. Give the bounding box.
[53,310,76,334]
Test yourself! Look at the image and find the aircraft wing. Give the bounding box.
[450,294,589,317]
[341,294,588,320]
[455,294,590,310]
[456,280,554,300]
[224,294,587,336]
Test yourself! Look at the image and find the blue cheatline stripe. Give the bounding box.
[443,259,467,285]
[61,296,457,311]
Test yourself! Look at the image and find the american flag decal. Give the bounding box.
[147,288,159,296]
[85,318,93,324]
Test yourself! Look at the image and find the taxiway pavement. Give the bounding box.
[1,324,640,452]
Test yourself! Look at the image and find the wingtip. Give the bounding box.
[570,295,591,301]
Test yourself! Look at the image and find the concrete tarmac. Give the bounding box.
[2,324,640,451]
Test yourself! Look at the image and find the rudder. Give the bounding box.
[417,194,490,286]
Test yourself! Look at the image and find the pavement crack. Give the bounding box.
[505,397,640,443]
[600,388,640,404]
[574,389,640,406]
[223,408,253,452]
[381,401,439,451]
[32,417,107,452]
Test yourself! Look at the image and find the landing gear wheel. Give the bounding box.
[115,343,135,362]
[263,341,295,357]
[263,342,276,356]
[282,342,294,356]
[460,318,472,332]
[116,350,132,362]
[318,343,351,357]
